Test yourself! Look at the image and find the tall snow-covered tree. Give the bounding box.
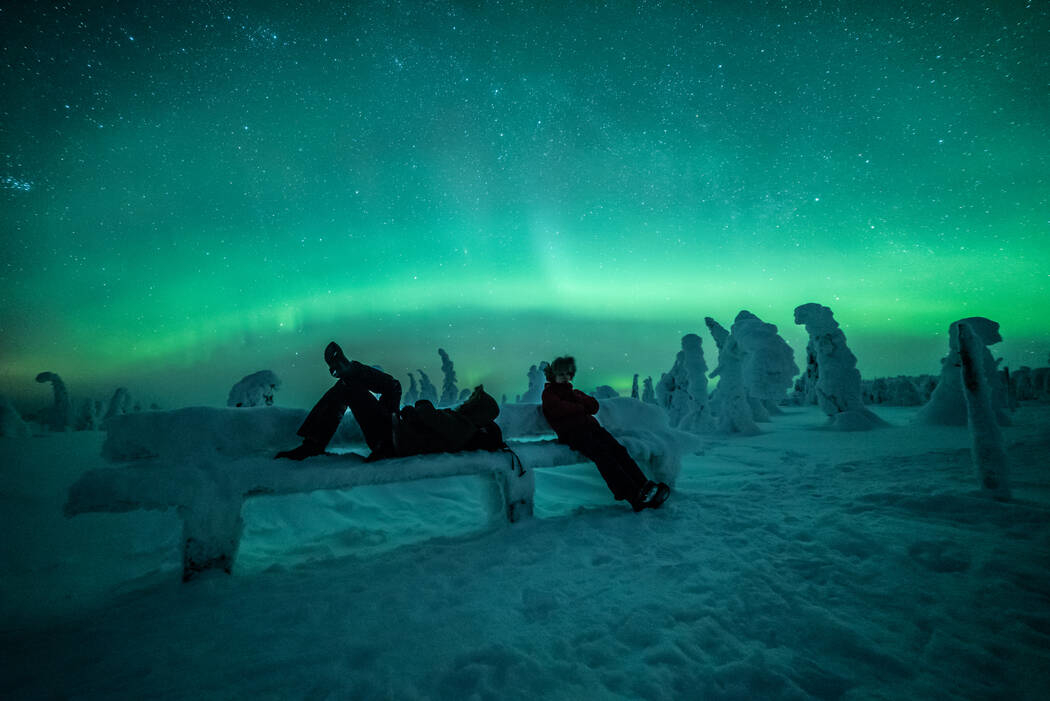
[34,371,71,431]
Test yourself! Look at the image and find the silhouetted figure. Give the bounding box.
[277,342,502,461]
[541,356,670,512]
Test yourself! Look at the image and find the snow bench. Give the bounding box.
[64,401,695,581]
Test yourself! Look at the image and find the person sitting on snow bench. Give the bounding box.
[276,341,503,461]
[542,356,671,512]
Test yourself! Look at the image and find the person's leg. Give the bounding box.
[296,382,353,448]
[567,427,643,502]
[341,380,395,455]
[593,427,649,492]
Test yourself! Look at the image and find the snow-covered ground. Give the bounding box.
[2,403,1048,700]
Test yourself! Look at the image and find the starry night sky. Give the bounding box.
[2,1,1047,409]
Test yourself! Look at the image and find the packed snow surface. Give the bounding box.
[2,403,1049,700]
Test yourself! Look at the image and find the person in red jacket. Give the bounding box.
[541,356,670,511]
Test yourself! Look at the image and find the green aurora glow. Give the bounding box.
[1,1,1047,409]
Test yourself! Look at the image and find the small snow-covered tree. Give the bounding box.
[34,371,72,431]
[641,377,656,404]
[592,385,619,399]
[916,317,1010,427]
[104,387,132,420]
[0,395,31,437]
[459,388,471,402]
[417,369,438,405]
[403,373,419,406]
[227,370,281,407]
[74,398,103,430]
[437,348,459,407]
[519,362,548,403]
[631,374,639,399]
[657,333,714,433]
[957,322,1010,499]
[794,303,885,430]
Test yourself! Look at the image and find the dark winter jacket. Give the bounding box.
[393,385,503,456]
[541,381,601,439]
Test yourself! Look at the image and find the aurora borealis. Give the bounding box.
[1,1,1047,410]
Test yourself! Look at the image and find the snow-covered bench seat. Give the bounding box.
[64,400,696,581]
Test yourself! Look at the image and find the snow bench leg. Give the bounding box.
[485,461,535,524]
[179,487,245,582]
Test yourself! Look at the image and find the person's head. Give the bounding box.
[544,356,576,384]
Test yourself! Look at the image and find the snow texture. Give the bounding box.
[794,303,886,430]
[592,385,619,399]
[917,317,1012,427]
[226,370,281,408]
[6,402,1049,700]
[34,371,71,432]
[437,348,459,407]
[0,395,31,437]
[656,333,714,433]
[957,322,1011,499]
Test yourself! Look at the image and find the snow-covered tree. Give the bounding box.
[657,333,714,433]
[74,398,104,430]
[0,395,31,437]
[916,317,1010,427]
[227,370,281,407]
[641,377,656,404]
[437,348,459,407]
[957,321,1010,499]
[403,373,419,406]
[708,334,760,436]
[631,374,639,399]
[794,303,885,430]
[731,310,799,416]
[104,388,132,420]
[519,362,548,404]
[592,385,619,399]
[417,370,438,405]
[34,371,71,431]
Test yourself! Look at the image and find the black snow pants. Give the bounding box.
[297,380,397,454]
[561,424,648,501]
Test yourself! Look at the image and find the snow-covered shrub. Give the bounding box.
[227,370,281,408]
[641,377,656,404]
[592,385,619,399]
[0,395,31,437]
[794,303,885,430]
[34,371,71,431]
[957,322,1010,500]
[916,317,1011,427]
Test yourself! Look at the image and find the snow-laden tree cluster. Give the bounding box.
[656,333,715,433]
[34,371,71,432]
[956,321,1010,500]
[227,371,281,408]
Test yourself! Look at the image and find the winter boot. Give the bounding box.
[644,482,671,510]
[631,480,658,512]
[275,440,326,461]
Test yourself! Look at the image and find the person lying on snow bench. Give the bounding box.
[542,356,671,512]
[275,341,505,462]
